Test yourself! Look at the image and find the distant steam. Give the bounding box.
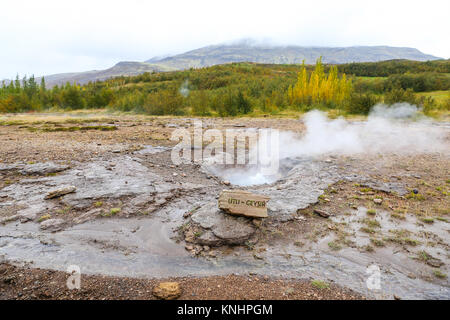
[179,80,190,97]
[206,103,449,186]
[281,103,446,157]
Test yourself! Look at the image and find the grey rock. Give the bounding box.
[212,216,255,244]
[45,186,76,200]
[40,218,65,232]
[73,208,103,224]
[354,178,407,196]
[425,257,444,268]
[195,230,223,246]
[0,156,209,231]
[19,162,70,175]
[130,194,154,207]
[66,199,92,210]
[17,205,48,222]
[0,164,21,171]
[313,209,330,218]
[136,145,170,155]
[191,203,255,246]
[250,159,341,221]
[0,214,20,225]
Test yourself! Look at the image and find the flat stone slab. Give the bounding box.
[40,218,65,231]
[19,162,70,175]
[219,190,269,218]
[0,162,70,175]
[0,156,199,228]
[44,186,76,200]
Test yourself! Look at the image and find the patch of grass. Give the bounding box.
[385,236,420,246]
[102,207,121,217]
[363,218,381,228]
[194,231,203,238]
[420,217,434,224]
[391,213,406,220]
[405,238,420,246]
[94,201,103,207]
[109,208,121,215]
[0,120,27,126]
[30,125,117,132]
[433,269,447,279]
[311,280,330,289]
[366,209,376,216]
[417,251,432,262]
[433,207,449,215]
[360,227,377,234]
[38,214,51,222]
[370,238,385,247]
[419,180,431,186]
[436,217,448,222]
[46,172,58,177]
[389,229,411,237]
[177,222,190,232]
[55,206,71,215]
[328,241,342,251]
[406,191,426,201]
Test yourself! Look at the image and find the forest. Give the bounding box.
[1,59,449,116]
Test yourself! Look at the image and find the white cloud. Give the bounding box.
[0,0,448,79]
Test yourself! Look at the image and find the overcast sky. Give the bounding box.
[1,0,449,79]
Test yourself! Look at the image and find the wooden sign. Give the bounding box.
[218,190,270,218]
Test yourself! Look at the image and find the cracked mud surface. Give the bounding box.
[0,114,449,299]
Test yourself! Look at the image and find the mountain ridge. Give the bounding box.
[3,44,441,87]
[146,44,440,69]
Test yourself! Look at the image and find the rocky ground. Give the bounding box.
[0,113,449,300]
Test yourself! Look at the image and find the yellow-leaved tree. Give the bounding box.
[287,57,352,108]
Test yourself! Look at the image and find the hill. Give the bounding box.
[146,44,441,69]
[36,62,175,87]
[5,44,440,87]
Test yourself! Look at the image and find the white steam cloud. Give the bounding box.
[179,80,190,97]
[281,103,447,157]
[208,103,449,186]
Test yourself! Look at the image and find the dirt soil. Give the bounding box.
[0,262,362,300]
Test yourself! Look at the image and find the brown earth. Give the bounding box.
[0,115,304,164]
[0,263,363,300]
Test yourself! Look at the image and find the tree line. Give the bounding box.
[1,59,449,115]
